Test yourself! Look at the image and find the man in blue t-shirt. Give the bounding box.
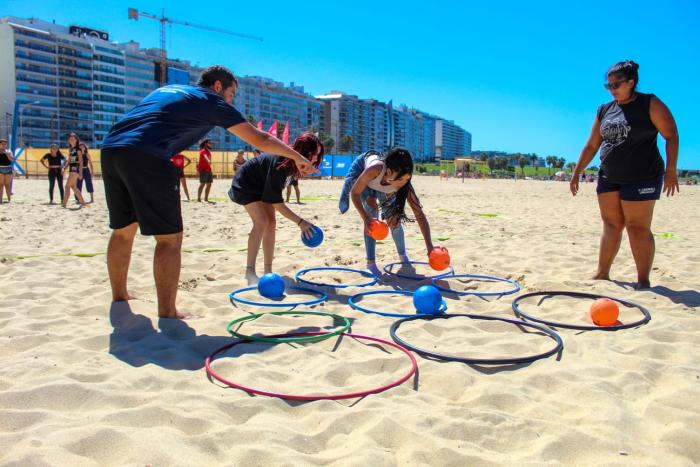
[101,65,313,320]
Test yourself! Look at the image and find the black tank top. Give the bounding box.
[0,150,11,166]
[69,147,80,168]
[597,92,664,182]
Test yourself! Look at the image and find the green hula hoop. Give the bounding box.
[226,311,352,343]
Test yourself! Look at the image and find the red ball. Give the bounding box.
[429,247,451,271]
[367,219,389,240]
[590,298,619,326]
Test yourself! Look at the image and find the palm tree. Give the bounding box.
[478,153,488,162]
[318,131,335,153]
[545,156,556,175]
[518,156,528,175]
[529,154,538,174]
[339,134,354,153]
[566,162,576,172]
[556,157,566,169]
[487,157,496,174]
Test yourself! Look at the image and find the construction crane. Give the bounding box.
[128,8,263,86]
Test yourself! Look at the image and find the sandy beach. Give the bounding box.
[0,176,698,466]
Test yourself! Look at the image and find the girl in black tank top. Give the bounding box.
[569,60,680,290]
[61,133,88,208]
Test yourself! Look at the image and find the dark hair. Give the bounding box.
[0,138,7,144]
[197,65,238,89]
[379,147,416,224]
[67,132,80,148]
[607,60,640,91]
[277,132,324,179]
[199,139,211,149]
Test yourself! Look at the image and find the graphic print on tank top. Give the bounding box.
[599,107,631,162]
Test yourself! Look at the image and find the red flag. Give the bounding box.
[282,121,290,145]
[268,121,278,138]
[256,120,263,131]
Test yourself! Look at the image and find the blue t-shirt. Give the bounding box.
[102,84,246,160]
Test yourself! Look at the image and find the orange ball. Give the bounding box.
[429,246,451,271]
[367,219,389,240]
[590,298,619,326]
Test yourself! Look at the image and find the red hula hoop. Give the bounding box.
[205,331,417,401]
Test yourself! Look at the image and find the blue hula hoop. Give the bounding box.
[295,266,378,288]
[432,274,521,297]
[348,290,448,318]
[382,261,455,280]
[229,286,328,308]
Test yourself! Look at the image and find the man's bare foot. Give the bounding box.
[634,280,651,290]
[591,273,611,280]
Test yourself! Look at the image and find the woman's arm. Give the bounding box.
[407,188,434,255]
[78,150,84,179]
[272,202,315,238]
[41,157,49,169]
[228,122,313,174]
[350,165,383,226]
[650,96,680,196]
[570,116,603,196]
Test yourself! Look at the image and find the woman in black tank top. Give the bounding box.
[570,60,679,289]
[61,132,88,208]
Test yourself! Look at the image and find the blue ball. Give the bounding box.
[413,285,443,315]
[302,225,324,248]
[258,273,285,299]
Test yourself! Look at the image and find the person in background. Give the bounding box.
[197,139,214,203]
[76,142,95,203]
[61,133,88,208]
[285,176,301,204]
[0,138,14,204]
[171,153,192,201]
[233,149,247,173]
[571,60,679,289]
[41,143,66,204]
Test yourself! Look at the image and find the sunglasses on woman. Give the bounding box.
[604,79,629,90]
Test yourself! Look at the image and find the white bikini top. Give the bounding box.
[365,153,397,194]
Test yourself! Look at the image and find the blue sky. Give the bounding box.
[5,0,699,168]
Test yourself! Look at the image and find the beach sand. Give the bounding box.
[0,177,698,466]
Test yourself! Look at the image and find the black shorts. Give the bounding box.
[228,186,262,205]
[199,171,213,183]
[596,174,663,201]
[177,168,185,179]
[102,148,182,235]
[288,179,299,187]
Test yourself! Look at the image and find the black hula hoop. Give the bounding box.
[382,261,455,280]
[294,266,378,288]
[389,314,563,365]
[431,274,520,296]
[512,291,651,331]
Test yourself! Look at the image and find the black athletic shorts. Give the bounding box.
[228,186,261,205]
[199,171,213,184]
[102,148,182,235]
[288,178,299,186]
[596,174,663,201]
